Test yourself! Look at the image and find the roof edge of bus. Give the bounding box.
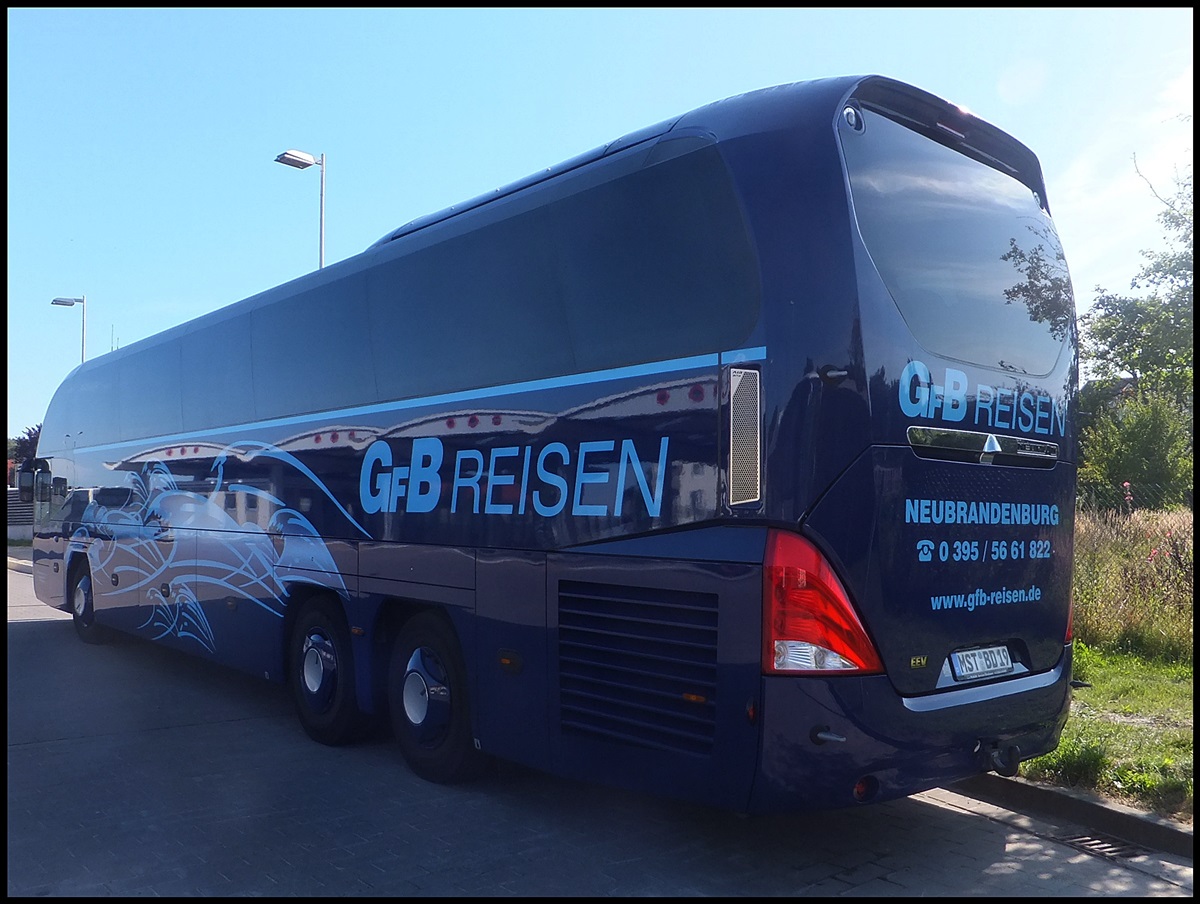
[365,72,1050,250]
[367,113,684,251]
[365,75,880,253]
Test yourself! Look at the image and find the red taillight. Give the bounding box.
[1065,584,1074,643]
[762,530,883,675]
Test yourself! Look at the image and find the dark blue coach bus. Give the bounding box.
[21,74,1079,812]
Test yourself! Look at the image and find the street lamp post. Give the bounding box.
[274,149,326,269]
[51,295,86,363]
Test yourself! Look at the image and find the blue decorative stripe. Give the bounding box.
[78,346,767,454]
[720,346,767,364]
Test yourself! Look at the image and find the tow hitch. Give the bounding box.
[986,743,1022,777]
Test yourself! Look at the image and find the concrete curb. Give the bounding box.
[954,773,1193,860]
[8,555,32,574]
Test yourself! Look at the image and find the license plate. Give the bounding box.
[950,644,1013,681]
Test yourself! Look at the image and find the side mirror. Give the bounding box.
[17,470,34,504]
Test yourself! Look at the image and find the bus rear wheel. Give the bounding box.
[389,611,490,784]
[288,597,362,746]
[69,565,110,645]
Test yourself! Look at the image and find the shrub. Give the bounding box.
[1077,394,1193,511]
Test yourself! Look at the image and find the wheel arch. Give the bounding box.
[64,548,90,590]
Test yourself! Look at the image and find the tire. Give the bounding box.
[288,597,362,746]
[389,611,490,783]
[69,565,110,645]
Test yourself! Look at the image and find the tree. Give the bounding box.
[1077,135,1193,510]
[9,424,41,462]
[1081,146,1193,410]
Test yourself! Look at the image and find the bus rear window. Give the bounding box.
[840,106,1074,376]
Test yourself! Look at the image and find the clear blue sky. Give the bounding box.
[7,8,1193,438]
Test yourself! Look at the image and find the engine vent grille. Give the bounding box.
[729,367,761,505]
[558,580,719,755]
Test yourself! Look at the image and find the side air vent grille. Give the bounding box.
[728,367,761,505]
[558,580,719,755]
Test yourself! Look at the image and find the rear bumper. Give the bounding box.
[746,643,1072,812]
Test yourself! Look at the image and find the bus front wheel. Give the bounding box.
[389,611,490,783]
[69,566,110,645]
[288,597,361,746]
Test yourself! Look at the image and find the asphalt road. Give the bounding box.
[6,566,1193,896]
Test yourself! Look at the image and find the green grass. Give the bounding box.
[1021,508,1194,824]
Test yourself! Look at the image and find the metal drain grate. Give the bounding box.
[1053,832,1148,860]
